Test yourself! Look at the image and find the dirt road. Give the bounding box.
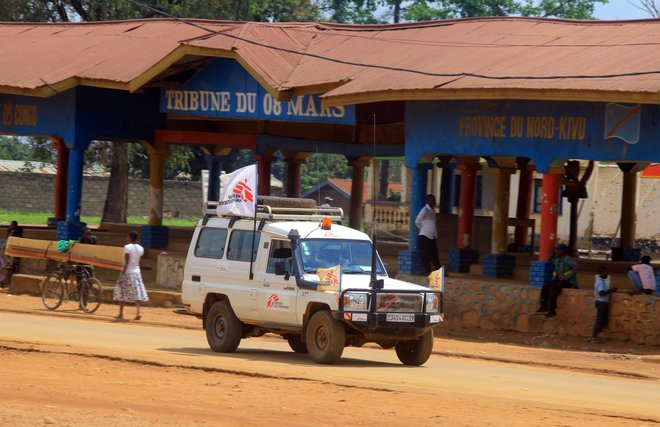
[1,308,659,426]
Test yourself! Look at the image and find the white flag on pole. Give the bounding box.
[216,164,257,217]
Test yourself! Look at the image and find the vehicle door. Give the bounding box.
[222,229,261,322]
[256,238,298,326]
[185,227,228,312]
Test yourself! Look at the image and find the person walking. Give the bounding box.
[537,243,579,317]
[113,231,148,321]
[590,265,616,343]
[415,194,440,274]
[4,220,24,286]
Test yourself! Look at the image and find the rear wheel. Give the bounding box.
[41,274,64,310]
[80,277,103,314]
[205,301,242,353]
[306,311,345,364]
[286,335,308,354]
[394,330,434,366]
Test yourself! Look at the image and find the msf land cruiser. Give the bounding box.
[181,197,444,365]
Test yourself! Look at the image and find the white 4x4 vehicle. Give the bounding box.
[181,197,444,365]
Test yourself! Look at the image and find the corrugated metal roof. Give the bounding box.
[3,17,660,104]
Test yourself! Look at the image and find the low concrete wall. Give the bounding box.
[0,171,202,218]
[432,277,659,345]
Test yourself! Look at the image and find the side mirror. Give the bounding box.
[273,247,292,259]
[275,261,290,280]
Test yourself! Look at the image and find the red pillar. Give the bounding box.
[53,141,69,219]
[539,173,561,261]
[286,157,303,198]
[256,155,275,196]
[456,163,481,248]
[514,165,534,246]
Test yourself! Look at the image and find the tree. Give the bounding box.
[629,0,660,17]
[392,0,606,21]
[300,153,351,192]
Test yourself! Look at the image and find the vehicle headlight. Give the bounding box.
[343,293,369,311]
[425,294,439,312]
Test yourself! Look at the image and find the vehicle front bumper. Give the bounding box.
[332,311,444,339]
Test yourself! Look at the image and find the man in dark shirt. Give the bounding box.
[3,221,24,287]
[79,228,98,245]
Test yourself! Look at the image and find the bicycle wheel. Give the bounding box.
[80,277,103,314]
[41,274,64,310]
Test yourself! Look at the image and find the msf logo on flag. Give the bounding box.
[317,265,341,292]
[217,164,257,217]
[232,178,254,203]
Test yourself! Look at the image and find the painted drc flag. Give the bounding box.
[604,103,641,145]
[217,164,257,217]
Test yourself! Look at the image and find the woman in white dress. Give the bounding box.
[113,231,149,320]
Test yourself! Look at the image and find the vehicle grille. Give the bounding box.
[375,293,423,313]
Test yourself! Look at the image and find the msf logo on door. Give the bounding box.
[266,293,290,310]
[232,178,254,203]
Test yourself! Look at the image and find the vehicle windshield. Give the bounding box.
[299,239,386,275]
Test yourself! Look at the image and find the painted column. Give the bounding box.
[456,162,481,249]
[57,146,86,241]
[207,155,222,202]
[256,155,275,196]
[53,141,69,220]
[491,168,513,254]
[514,165,534,246]
[438,165,454,215]
[538,173,561,261]
[398,163,431,275]
[65,147,85,224]
[285,157,303,198]
[147,145,167,227]
[620,171,637,249]
[347,157,369,230]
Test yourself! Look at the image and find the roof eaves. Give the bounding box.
[320,87,660,107]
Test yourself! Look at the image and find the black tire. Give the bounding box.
[287,335,308,354]
[205,300,242,353]
[394,330,434,366]
[80,277,103,314]
[41,274,64,310]
[305,311,345,364]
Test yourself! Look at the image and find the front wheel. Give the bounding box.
[41,274,64,310]
[205,301,242,353]
[306,311,345,364]
[395,330,434,366]
[80,277,103,314]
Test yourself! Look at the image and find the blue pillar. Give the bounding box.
[438,166,454,215]
[207,155,222,202]
[398,163,431,276]
[57,146,85,240]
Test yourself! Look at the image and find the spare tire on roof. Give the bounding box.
[257,196,317,209]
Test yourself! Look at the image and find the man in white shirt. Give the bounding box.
[415,194,440,274]
[628,256,656,294]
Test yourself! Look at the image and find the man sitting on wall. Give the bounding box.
[627,256,656,295]
[536,243,579,318]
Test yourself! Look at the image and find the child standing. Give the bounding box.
[591,266,616,343]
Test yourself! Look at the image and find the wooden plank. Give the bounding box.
[6,237,124,270]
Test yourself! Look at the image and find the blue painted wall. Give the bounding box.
[405,100,660,171]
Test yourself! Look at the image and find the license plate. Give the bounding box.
[385,313,415,323]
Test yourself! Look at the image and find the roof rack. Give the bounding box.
[203,197,344,225]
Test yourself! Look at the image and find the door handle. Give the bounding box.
[262,283,270,287]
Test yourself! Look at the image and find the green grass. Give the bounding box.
[0,209,197,227]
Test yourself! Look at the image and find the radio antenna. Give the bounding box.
[370,114,382,289]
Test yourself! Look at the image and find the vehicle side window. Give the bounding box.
[227,230,261,262]
[194,228,228,259]
[267,240,291,274]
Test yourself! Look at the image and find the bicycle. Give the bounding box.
[41,263,103,313]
